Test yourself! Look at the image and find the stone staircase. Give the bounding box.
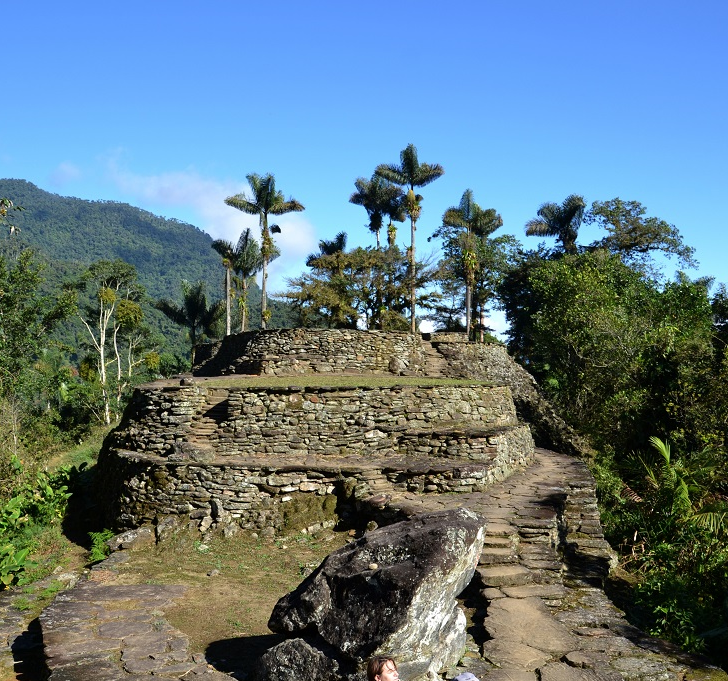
[421,339,450,378]
[187,392,228,445]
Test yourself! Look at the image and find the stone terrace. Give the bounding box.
[96,376,535,534]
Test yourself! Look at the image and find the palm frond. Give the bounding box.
[225,194,259,215]
[154,299,186,325]
[375,163,406,186]
[270,199,305,215]
[414,161,445,187]
[443,207,467,229]
[620,481,644,503]
[691,509,728,536]
[525,216,553,237]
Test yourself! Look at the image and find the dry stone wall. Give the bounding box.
[97,375,535,533]
[106,381,522,459]
[431,341,592,457]
[96,439,534,536]
[193,328,426,376]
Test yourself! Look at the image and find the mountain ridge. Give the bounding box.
[0,178,224,300]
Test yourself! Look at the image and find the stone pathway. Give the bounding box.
[1,449,724,681]
[362,449,721,681]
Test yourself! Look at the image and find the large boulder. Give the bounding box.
[258,507,486,681]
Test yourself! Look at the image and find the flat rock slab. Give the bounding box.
[40,580,195,680]
[480,547,518,564]
[502,584,569,599]
[484,597,577,655]
[539,661,623,681]
[481,671,537,681]
[477,564,533,587]
[482,522,516,536]
[482,536,513,548]
[481,639,552,670]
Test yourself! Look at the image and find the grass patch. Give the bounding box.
[170,374,494,389]
[46,425,110,471]
[111,527,349,658]
[21,524,88,584]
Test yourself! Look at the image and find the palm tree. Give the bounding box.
[225,173,304,329]
[349,175,405,249]
[525,194,586,254]
[306,231,348,266]
[305,232,348,282]
[155,280,223,364]
[440,190,503,339]
[375,144,444,333]
[211,239,236,336]
[231,228,264,332]
[625,436,728,539]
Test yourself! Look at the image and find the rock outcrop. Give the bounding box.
[258,508,486,681]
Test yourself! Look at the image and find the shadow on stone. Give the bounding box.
[12,617,50,681]
[206,633,286,680]
[61,461,104,549]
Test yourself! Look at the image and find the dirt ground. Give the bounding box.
[110,526,351,677]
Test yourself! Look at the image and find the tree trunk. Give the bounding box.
[410,216,416,334]
[261,257,268,330]
[225,267,231,336]
[465,282,472,342]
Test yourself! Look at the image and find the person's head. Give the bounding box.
[367,656,398,681]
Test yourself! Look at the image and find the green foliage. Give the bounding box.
[231,228,264,333]
[285,244,438,331]
[0,179,224,301]
[0,249,76,485]
[349,174,405,249]
[500,250,721,452]
[156,280,224,363]
[0,494,28,536]
[586,198,697,272]
[225,173,304,329]
[0,249,76,397]
[71,259,155,424]
[375,144,445,332]
[0,197,24,234]
[597,438,728,662]
[0,543,32,588]
[524,194,585,254]
[0,464,76,589]
[87,529,115,564]
[431,189,505,338]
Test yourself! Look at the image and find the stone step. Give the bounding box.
[482,536,513,549]
[484,522,516,537]
[479,547,518,565]
[477,564,534,587]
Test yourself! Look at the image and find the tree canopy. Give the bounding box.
[375,144,444,333]
[225,173,304,329]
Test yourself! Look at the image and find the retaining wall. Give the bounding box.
[107,381,522,459]
[193,328,425,376]
[96,433,535,535]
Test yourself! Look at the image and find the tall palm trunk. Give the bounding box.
[224,266,231,336]
[260,220,271,329]
[410,215,416,334]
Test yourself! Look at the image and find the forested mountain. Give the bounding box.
[0,179,223,299]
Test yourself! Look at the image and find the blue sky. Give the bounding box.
[3,1,727,331]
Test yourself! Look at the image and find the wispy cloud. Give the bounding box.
[104,159,318,290]
[49,162,82,186]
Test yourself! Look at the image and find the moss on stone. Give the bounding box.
[281,493,338,532]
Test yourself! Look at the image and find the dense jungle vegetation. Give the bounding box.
[1,155,727,669]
